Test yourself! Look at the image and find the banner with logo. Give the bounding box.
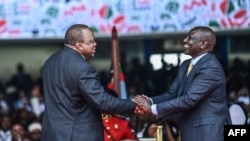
[0,0,249,39]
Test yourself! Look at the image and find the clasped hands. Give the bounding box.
[132,94,152,115]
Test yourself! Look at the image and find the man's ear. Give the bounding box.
[76,42,83,50]
[200,41,208,49]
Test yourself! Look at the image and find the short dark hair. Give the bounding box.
[64,24,90,46]
[191,26,216,51]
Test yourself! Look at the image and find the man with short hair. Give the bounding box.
[134,26,232,141]
[41,24,137,141]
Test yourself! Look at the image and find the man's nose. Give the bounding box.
[183,37,188,43]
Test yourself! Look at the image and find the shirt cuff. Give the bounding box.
[151,104,158,115]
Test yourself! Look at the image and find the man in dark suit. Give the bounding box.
[133,26,232,141]
[41,24,137,141]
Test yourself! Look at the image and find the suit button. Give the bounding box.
[107,135,111,138]
[106,127,110,130]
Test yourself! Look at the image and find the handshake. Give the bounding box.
[132,94,153,115]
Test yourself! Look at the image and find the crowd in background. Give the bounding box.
[0,56,249,141]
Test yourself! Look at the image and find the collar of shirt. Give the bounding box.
[81,55,85,60]
[191,53,207,65]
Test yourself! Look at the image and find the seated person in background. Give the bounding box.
[142,121,157,138]
[102,89,137,141]
[128,113,148,138]
[28,122,42,141]
[0,115,12,141]
[141,118,179,141]
[10,123,30,141]
[229,103,247,125]
[229,85,250,125]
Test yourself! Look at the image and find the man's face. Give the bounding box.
[78,29,97,59]
[12,124,25,141]
[30,129,41,140]
[183,29,204,58]
[1,117,11,130]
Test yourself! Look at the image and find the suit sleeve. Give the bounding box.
[150,61,190,104]
[156,63,223,117]
[78,65,136,115]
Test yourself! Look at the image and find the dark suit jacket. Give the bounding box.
[151,53,232,141]
[41,47,136,141]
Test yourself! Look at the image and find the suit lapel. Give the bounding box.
[177,60,191,97]
[177,53,212,97]
[187,53,212,77]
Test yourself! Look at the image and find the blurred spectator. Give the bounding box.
[126,57,144,91]
[152,59,169,94]
[128,114,147,138]
[4,85,18,113]
[235,85,250,124]
[10,123,30,141]
[9,63,33,95]
[103,114,137,141]
[141,118,179,141]
[0,115,12,141]
[0,92,10,115]
[33,67,43,95]
[235,85,250,104]
[142,121,157,138]
[28,122,41,141]
[164,119,180,141]
[229,103,247,125]
[12,109,36,131]
[14,91,31,112]
[102,89,137,141]
[228,84,250,125]
[29,84,44,118]
[141,64,156,97]
[228,58,248,77]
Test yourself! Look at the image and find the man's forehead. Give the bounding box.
[82,29,94,36]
